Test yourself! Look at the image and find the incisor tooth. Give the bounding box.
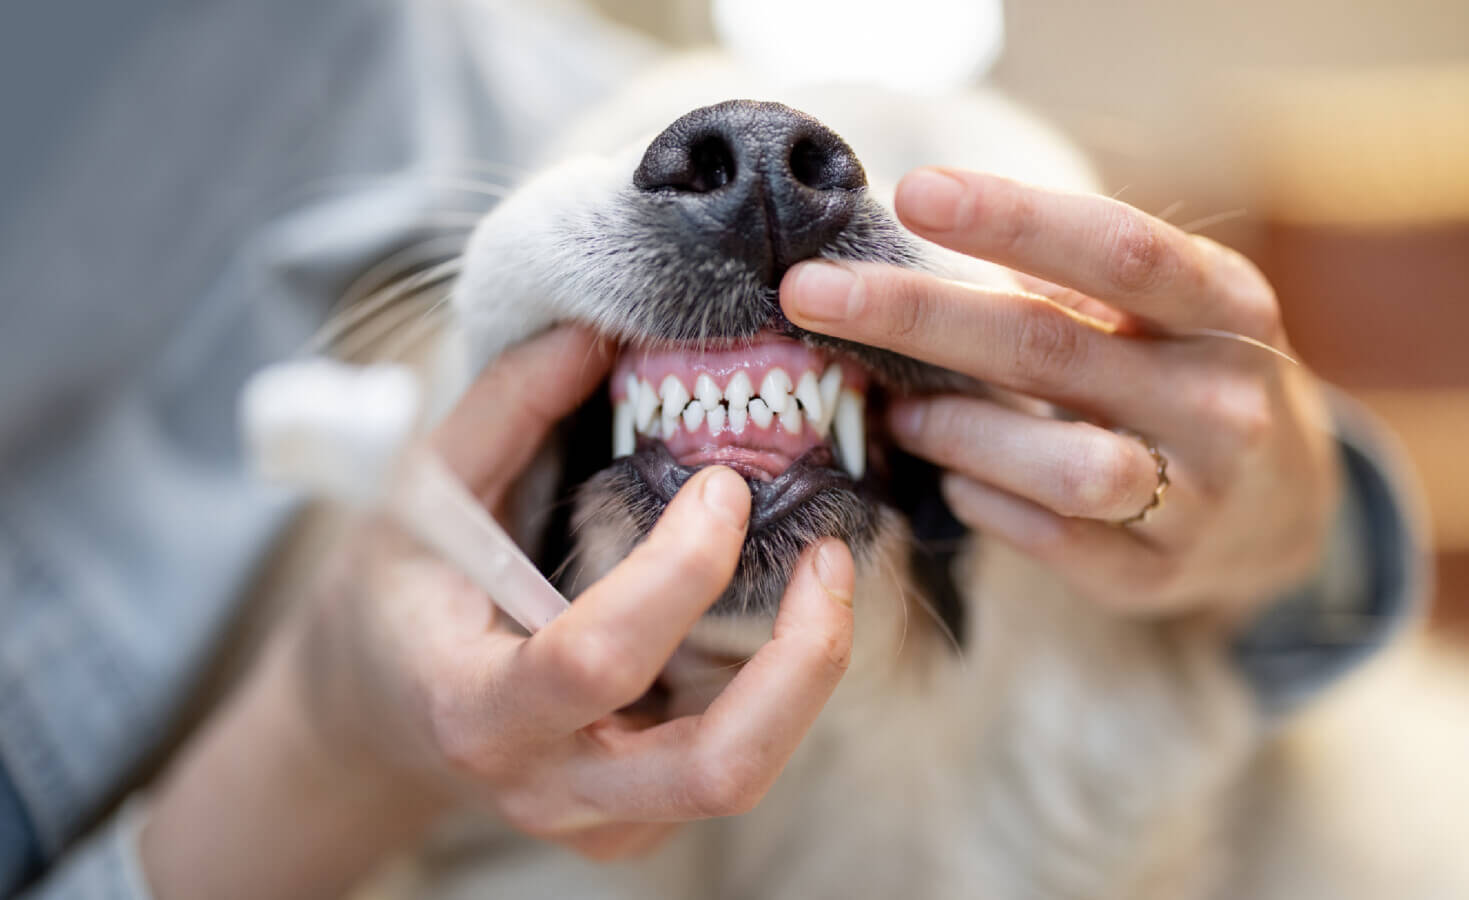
[706,404,726,435]
[725,371,752,410]
[660,413,679,440]
[832,389,865,478]
[659,374,690,412]
[695,373,721,409]
[728,404,748,434]
[612,400,635,458]
[795,371,823,428]
[747,397,773,428]
[760,368,793,415]
[683,402,705,431]
[779,403,803,435]
[635,378,659,432]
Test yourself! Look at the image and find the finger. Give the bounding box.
[782,261,1275,464]
[939,474,1189,614]
[554,823,680,862]
[568,540,854,821]
[431,325,613,503]
[891,168,1278,337]
[508,466,751,735]
[889,396,1160,521]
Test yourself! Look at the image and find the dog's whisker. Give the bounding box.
[312,257,462,355]
[1178,208,1248,234]
[1155,199,1186,222]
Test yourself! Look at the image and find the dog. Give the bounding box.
[340,54,1469,900]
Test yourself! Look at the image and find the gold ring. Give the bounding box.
[1113,429,1169,526]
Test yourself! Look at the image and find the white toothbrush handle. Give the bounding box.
[390,448,570,633]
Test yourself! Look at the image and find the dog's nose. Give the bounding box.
[633,100,866,285]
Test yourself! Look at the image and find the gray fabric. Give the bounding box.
[0,2,652,896]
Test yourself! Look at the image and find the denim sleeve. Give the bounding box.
[1231,394,1427,717]
[15,801,152,900]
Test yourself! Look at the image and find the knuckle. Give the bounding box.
[547,629,648,708]
[1014,307,1086,391]
[1105,212,1168,293]
[1200,377,1273,453]
[1058,430,1139,518]
[883,273,931,341]
[688,756,763,818]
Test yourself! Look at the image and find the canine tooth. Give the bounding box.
[659,374,691,413]
[795,371,823,427]
[725,371,753,410]
[728,404,748,434]
[706,404,726,435]
[747,397,773,428]
[695,373,721,409]
[635,378,659,432]
[832,389,866,478]
[779,404,803,435]
[760,368,793,415]
[612,400,635,458]
[818,364,842,432]
[683,402,705,431]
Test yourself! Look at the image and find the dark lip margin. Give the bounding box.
[627,441,861,533]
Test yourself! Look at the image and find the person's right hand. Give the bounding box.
[294,325,857,861]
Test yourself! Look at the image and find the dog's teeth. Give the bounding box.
[612,400,635,458]
[760,368,793,415]
[832,389,865,478]
[659,375,690,413]
[706,404,726,435]
[682,402,705,431]
[818,365,842,433]
[660,412,679,440]
[747,397,773,428]
[794,371,823,431]
[725,371,753,410]
[695,373,721,410]
[635,377,659,432]
[779,403,803,435]
[728,404,748,434]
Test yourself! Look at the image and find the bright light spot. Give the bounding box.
[712,0,1004,92]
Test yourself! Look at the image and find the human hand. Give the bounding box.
[296,326,856,860]
[780,169,1339,623]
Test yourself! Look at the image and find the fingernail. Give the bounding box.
[812,540,854,608]
[700,466,750,529]
[784,261,862,323]
[896,168,968,232]
[888,400,926,440]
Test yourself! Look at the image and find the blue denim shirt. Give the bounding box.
[0,2,1423,897]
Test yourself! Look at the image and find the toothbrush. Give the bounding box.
[240,358,570,633]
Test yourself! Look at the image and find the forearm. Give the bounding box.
[139,636,443,900]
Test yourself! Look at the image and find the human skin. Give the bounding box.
[140,326,856,899]
[781,167,1339,624]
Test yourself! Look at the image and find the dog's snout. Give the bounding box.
[634,100,866,285]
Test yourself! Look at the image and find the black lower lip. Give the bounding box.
[627,442,859,532]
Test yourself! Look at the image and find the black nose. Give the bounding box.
[633,100,866,286]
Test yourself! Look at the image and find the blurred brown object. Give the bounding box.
[1245,63,1469,633]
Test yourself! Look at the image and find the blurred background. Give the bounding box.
[595,0,1469,636]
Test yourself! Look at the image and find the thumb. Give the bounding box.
[431,325,612,504]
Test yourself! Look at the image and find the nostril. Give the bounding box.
[688,136,736,192]
[788,137,862,192]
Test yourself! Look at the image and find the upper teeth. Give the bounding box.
[612,363,866,477]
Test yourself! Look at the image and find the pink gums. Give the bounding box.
[611,331,867,481]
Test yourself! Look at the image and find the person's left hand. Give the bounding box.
[781,168,1340,624]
